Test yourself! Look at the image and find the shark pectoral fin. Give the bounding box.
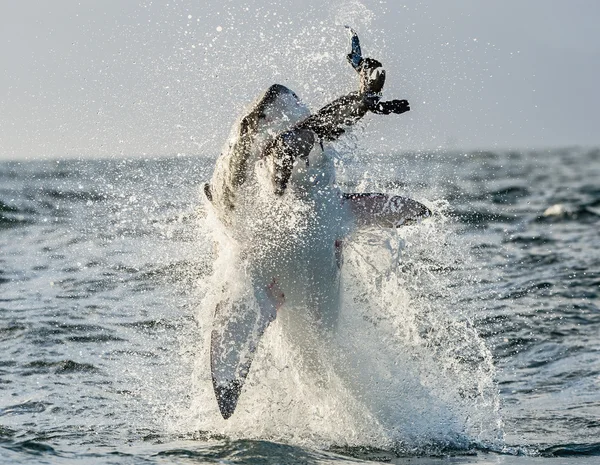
[343,193,431,228]
[210,284,277,419]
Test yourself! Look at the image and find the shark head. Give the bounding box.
[232,84,312,160]
[209,85,312,218]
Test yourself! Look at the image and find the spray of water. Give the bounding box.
[159,0,504,455]
[170,178,503,456]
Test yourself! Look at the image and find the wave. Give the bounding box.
[20,360,100,375]
[540,442,600,457]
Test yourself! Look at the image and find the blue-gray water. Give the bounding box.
[1,148,599,464]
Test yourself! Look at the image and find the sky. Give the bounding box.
[1,0,599,160]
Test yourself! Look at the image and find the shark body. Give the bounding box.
[204,30,429,419]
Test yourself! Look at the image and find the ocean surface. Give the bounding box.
[1,147,599,464]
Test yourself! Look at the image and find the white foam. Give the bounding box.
[177,194,502,453]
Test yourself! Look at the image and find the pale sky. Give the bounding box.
[1,0,599,160]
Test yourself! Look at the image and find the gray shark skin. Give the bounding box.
[204,29,430,419]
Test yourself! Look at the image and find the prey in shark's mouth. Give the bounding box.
[204,28,430,419]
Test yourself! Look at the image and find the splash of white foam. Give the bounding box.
[176,193,502,454]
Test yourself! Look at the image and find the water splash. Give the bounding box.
[337,206,503,451]
[166,0,503,454]
[177,185,502,455]
[332,0,376,32]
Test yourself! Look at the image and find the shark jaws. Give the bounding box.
[203,28,430,419]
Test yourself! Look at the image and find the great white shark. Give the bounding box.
[203,29,431,419]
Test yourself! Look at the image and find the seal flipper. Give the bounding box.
[345,26,363,71]
[210,281,280,419]
[371,99,411,115]
[343,193,431,227]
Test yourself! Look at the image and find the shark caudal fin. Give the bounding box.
[210,280,282,419]
[343,193,431,228]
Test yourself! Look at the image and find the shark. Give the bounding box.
[203,29,430,419]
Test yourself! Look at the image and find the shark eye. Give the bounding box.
[257,113,266,119]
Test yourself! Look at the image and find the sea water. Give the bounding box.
[1,148,599,464]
